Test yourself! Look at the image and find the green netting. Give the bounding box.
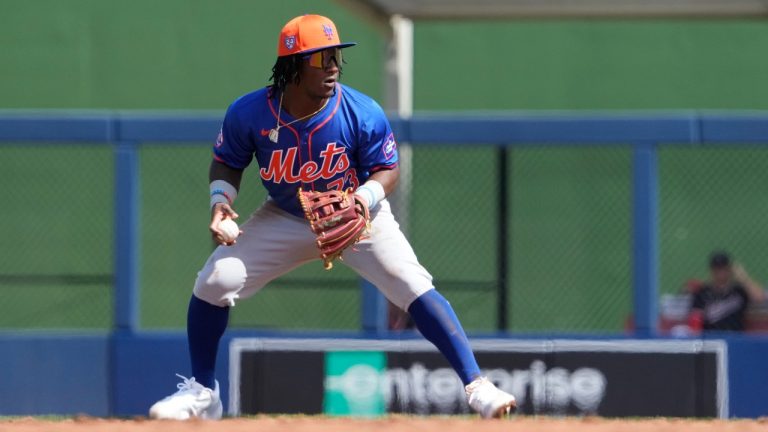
[659,147,768,296]
[0,145,113,328]
[508,147,632,332]
[4,143,767,332]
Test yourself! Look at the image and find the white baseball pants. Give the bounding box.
[193,199,434,310]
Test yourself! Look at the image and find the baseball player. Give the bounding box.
[149,14,515,420]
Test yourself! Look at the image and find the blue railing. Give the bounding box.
[2,111,768,335]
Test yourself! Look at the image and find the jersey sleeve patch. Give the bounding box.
[382,132,397,161]
[215,128,224,148]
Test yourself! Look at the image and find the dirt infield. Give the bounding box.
[1,416,767,432]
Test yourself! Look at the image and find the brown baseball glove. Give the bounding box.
[298,188,370,270]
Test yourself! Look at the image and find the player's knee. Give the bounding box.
[382,274,434,311]
[193,257,247,306]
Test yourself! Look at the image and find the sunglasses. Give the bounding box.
[303,48,343,69]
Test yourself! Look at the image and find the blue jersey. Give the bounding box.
[213,84,398,217]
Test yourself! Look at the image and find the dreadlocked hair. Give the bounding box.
[269,55,303,94]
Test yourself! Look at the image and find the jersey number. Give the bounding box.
[328,169,359,191]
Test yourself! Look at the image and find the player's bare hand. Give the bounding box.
[210,203,241,246]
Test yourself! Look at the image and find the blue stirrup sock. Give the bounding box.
[187,295,229,389]
[408,289,481,385]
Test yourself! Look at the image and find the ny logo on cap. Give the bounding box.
[284,35,296,50]
[322,24,334,40]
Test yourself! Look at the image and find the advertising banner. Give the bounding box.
[229,339,727,418]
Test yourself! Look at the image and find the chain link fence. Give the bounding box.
[2,138,767,332]
[0,144,113,329]
[658,147,768,331]
[508,146,632,332]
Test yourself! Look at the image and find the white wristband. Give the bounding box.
[210,179,238,209]
[356,179,385,209]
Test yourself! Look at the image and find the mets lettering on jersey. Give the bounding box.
[213,84,398,217]
[259,143,350,184]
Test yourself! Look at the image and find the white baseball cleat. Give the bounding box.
[465,376,517,419]
[149,374,223,420]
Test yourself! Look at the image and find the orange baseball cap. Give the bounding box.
[278,14,356,57]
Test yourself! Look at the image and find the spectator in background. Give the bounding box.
[688,251,766,332]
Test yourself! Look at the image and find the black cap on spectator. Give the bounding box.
[709,251,731,269]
